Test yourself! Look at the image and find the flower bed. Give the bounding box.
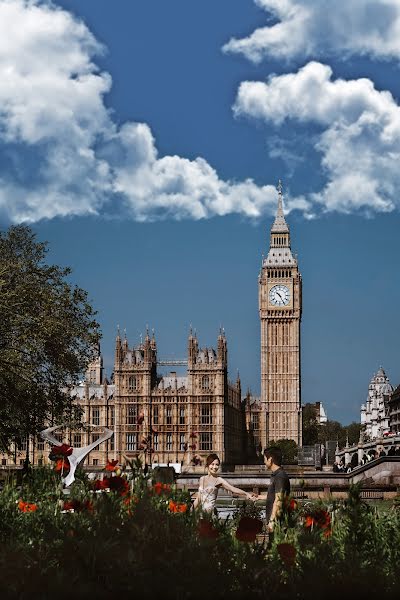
[0,465,400,599]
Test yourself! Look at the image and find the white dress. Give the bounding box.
[197,476,222,512]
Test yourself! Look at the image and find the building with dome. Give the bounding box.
[361,367,394,439]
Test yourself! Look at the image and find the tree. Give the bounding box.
[302,403,320,445]
[0,225,100,452]
[269,439,298,464]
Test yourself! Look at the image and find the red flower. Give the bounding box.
[169,500,188,513]
[94,478,109,491]
[152,482,171,495]
[49,443,73,459]
[105,459,119,472]
[55,458,70,473]
[108,475,130,496]
[235,516,263,542]
[18,500,38,513]
[277,543,297,568]
[305,515,316,528]
[62,500,77,511]
[62,499,93,512]
[304,509,331,531]
[197,519,219,539]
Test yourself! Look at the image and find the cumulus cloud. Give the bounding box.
[0,0,301,224]
[223,0,400,63]
[234,61,400,213]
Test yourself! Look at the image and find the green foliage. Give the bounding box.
[0,225,100,451]
[1,468,400,598]
[269,438,298,464]
[302,402,362,449]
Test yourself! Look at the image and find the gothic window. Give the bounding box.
[179,433,186,451]
[91,434,100,445]
[179,407,185,425]
[36,437,45,451]
[166,433,172,451]
[166,406,172,425]
[110,436,114,451]
[128,376,138,391]
[200,405,212,425]
[2,459,6,466]
[126,433,138,451]
[153,433,159,451]
[201,375,210,390]
[92,406,100,426]
[109,406,115,426]
[199,432,212,451]
[89,369,96,383]
[73,434,82,448]
[92,458,98,466]
[127,405,138,425]
[153,406,159,425]
[251,413,260,431]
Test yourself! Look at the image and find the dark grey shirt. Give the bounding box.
[265,467,290,522]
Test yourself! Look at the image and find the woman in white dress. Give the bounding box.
[192,453,255,513]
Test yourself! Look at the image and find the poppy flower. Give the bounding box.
[277,543,297,568]
[108,475,130,496]
[105,459,119,472]
[49,443,73,460]
[62,499,77,511]
[169,500,188,513]
[55,458,70,472]
[304,515,316,528]
[18,500,38,513]
[152,482,171,495]
[235,516,263,542]
[197,519,219,539]
[94,478,109,491]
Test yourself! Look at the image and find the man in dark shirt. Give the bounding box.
[258,446,290,532]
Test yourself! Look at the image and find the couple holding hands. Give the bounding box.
[192,447,290,531]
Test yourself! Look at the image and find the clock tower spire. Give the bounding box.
[259,182,302,446]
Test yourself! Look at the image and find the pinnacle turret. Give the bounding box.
[271,180,289,234]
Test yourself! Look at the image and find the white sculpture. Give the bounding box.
[40,424,114,487]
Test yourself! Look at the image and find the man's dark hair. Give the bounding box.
[264,446,283,466]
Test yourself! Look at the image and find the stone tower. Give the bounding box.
[259,182,302,445]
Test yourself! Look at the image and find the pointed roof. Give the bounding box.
[271,180,289,233]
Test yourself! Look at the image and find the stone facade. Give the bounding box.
[258,183,302,445]
[0,330,244,469]
[388,384,400,434]
[360,367,393,439]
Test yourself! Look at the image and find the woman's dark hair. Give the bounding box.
[263,446,283,466]
[206,453,220,467]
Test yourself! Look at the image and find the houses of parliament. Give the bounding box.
[1,184,302,469]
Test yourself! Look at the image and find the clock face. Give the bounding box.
[269,284,290,306]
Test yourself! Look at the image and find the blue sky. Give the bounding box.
[1,0,399,424]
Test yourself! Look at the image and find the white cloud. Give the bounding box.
[0,0,303,224]
[234,61,400,213]
[223,0,400,63]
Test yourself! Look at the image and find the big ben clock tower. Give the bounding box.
[259,181,302,445]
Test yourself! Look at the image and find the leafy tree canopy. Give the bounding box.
[302,403,362,449]
[269,439,298,464]
[0,225,100,451]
